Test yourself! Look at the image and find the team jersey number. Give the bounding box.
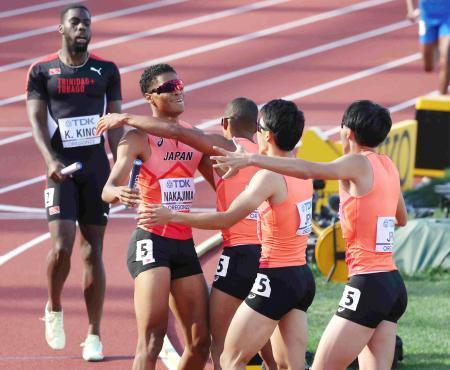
[215,254,230,277]
[250,273,272,298]
[338,285,361,311]
[136,239,156,265]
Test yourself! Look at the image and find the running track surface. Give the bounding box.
[0,1,440,369]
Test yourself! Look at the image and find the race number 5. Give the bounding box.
[136,239,156,265]
[215,255,230,277]
[250,273,272,298]
[338,285,361,311]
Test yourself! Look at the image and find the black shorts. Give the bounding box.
[335,270,408,328]
[44,152,110,225]
[127,228,203,280]
[245,265,316,321]
[212,244,261,301]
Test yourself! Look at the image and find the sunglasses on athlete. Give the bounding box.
[220,116,234,126]
[257,117,270,132]
[149,79,184,94]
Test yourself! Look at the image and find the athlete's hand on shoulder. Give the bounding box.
[211,137,252,179]
[136,204,172,226]
[96,113,127,136]
[117,186,141,207]
[47,159,66,183]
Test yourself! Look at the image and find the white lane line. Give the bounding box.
[0,132,32,145]
[0,175,45,194]
[0,0,188,45]
[123,20,411,110]
[0,204,44,213]
[0,0,290,73]
[0,233,50,266]
[0,0,85,19]
[0,127,30,132]
[0,202,123,266]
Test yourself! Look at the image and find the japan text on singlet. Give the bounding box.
[137,122,202,239]
[214,138,260,247]
[339,151,400,276]
[258,175,313,268]
[26,53,121,161]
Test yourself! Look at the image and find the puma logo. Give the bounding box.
[90,66,102,76]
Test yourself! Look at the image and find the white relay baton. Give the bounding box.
[61,162,82,175]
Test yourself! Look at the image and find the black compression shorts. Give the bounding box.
[127,228,203,280]
[245,264,316,320]
[44,151,110,225]
[335,270,408,328]
[212,244,261,300]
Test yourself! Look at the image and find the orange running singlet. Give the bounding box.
[214,138,260,247]
[258,175,313,268]
[339,151,399,276]
[137,121,202,240]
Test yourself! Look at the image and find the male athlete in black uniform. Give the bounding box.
[26,4,122,361]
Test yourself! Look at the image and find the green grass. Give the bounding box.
[306,269,450,369]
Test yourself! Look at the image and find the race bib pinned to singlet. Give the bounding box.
[296,198,313,236]
[58,114,100,148]
[159,177,195,212]
[375,216,395,253]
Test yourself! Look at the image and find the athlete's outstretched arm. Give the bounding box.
[105,100,123,162]
[138,170,277,229]
[102,130,149,207]
[212,146,366,182]
[97,113,235,154]
[26,99,65,182]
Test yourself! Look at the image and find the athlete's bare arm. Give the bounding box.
[105,100,123,162]
[396,192,408,226]
[26,99,66,183]
[102,129,150,207]
[138,170,282,229]
[212,146,368,183]
[96,113,235,154]
[405,0,419,21]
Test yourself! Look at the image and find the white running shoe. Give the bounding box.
[81,334,104,361]
[43,302,65,350]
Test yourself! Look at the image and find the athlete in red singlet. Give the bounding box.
[102,64,214,370]
[141,100,315,370]
[211,100,408,370]
[97,98,277,369]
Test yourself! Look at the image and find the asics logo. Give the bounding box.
[90,67,102,76]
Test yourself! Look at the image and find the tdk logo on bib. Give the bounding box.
[165,179,192,189]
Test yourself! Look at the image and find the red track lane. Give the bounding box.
[0,1,441,369]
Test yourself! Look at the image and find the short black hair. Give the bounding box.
[342,100,391,147]
[139,64,177,95]
[226,97,258,132]
[260,99,304,151]
[60,4,90,22]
